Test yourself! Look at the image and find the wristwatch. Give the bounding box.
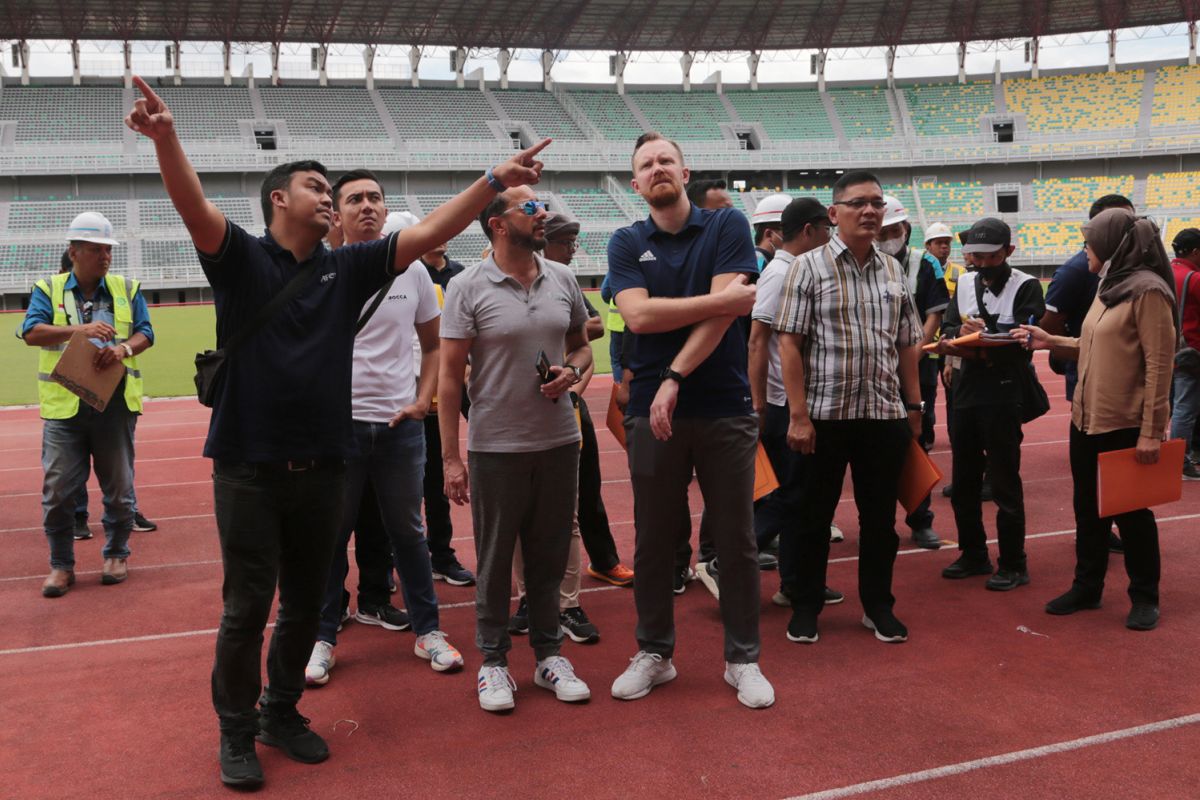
[120,343,134,359]
[565,364,582,382]
[905,401,925,413]
[660,367,685,383]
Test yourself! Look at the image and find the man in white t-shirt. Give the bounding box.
[306,170,464,685]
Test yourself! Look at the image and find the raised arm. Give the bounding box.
[125,76,227,255]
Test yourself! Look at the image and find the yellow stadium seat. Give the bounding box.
[1005,71,1142,132]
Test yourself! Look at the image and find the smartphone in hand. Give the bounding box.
[536,349,558,403]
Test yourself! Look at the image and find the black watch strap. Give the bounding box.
[660,367,684,383]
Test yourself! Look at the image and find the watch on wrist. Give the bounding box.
[485,167,506,193]
[905,401,925,413]
[659,367,685,383]
[565,364,582,382]
[120,343,134,359]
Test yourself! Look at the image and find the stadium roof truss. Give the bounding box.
[1,0,1194,53]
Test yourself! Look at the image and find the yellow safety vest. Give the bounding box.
[606,300,625,333]
[943,262,966,298]
[35,272,144,419]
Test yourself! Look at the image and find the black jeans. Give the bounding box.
[422,413,458,570]
[1069,425,1160,605]
[918,356,939,450]
[757,403,811,588]
[950,404,1026,571]
[211,459,345,733]
[576,394,620,572]
[793,419,911,615]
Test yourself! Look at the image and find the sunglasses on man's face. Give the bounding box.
[504,200,547,216]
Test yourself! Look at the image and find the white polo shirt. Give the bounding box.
[750,249,793,408]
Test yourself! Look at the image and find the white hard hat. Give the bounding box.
[751,193,793,225]
[924,222,953,243]
[382,211,420,235]
[881,196,908,227]
[66,211,120,246]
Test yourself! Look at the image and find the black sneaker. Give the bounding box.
[980,480,994,502]
[786,608,819,643]
[673,566,694,595]
[1108,531,1124,553]
[1126,603,1160,631]
[823,586,845,605]
[73,514,93,541]
[132,512,157,532]
[508,596,529,634]
[756,551,779,570]
[910,528,941,550]
[219,731,263,788]
[432,560,476,586]
[985,569,1030,592]
[941,555,993,579]
[862,609,908,643]
[941,483,953,498]
[1184,460,1200,481]
[1044,587,1102,616]
[559,606,600,643]
[354,603,411,631]
[256,708,329,764]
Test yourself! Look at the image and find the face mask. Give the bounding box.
[878,237,905,257]
[976,263,1008,282]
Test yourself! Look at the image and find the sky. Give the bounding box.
[5,26,1191,86]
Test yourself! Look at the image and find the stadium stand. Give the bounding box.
[566,90,644,140]
[903,82,994,137]
[725,90,835,142]
[1166,216,1200,243]
[0,86,125,145]
[1031,175,1135,213]
[378,88,497,140]
[916,181,986,217]
[827,87,895,139]
[1151,65,1200,127]
[258,86,391,143]
[558,189,631,221]
[7,200,128,235]
[1018,221,1080,255]
[491,90,586,140]
[627,91,731,141]
[1146,171,1200,208]
[1004,71,1142,132]
[154,86,254,142]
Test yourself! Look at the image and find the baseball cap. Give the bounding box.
[751,194,792,225]
[1172,228,1200,255]
[960,218,1012,254]
[66,211,120,246]
[543,211,580,239]
[780,197,829,238]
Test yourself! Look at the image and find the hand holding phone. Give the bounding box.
[536,349,559,403]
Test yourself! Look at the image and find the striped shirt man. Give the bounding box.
[772,233,922,421]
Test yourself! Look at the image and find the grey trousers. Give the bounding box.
[626,415,760,663]
[469,443,579,666]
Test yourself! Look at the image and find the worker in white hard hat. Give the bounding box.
[876,196,950,551]
[751,193,792,271]
[20,211,155,597]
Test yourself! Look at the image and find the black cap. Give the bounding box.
[780,197,829,240]
[961,217,1012,254]
[1173,228,1200,255]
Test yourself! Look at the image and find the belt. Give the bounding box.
[253,458,344,473]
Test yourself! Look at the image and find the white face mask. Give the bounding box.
[878,237,905,257]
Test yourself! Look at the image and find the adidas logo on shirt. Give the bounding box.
[638,250,657,262]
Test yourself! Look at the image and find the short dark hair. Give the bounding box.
[1088,194,1133,220]
[686,179,727,207]
[478,191,512,241]
[260,160,328,225]
[781,198,829,241]
[632,131,684,167]
[753,222,781,245]
[60,249,72,273]
[331,168,384,210]
[832,171,881,201]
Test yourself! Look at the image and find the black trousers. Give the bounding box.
[210,459,345,734]
[1069,425,1160,605]
[575,394,620,572]
[422,413,458,570]
[794,418,911,615]
[758,403,810,589]
[918,356,939,449]
[950,404,1026,571]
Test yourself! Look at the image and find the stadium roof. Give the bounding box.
[1,0,1191,53]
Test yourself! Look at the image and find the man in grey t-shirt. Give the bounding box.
[439,186,594,713]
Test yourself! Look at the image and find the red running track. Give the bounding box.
[2,359,1199,799]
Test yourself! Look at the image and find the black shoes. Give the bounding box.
[786,609,819,643]
[673,565,694,595]
[132,512,157,532]
[257,708,330,764]
[220,731,264,788]
[1126,603,1160,631]
[1108,531,1124,554]
[73,513,93,540]
[985,569,1030,592]
[560,606,600,643]
[823,586,845,605]
[910,528,942,550]
[508,596,529,634]
[1044,587,1103,615]
[941,555,993,579]
[862,609,908,643]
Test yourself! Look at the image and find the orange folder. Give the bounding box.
[605,382,627,449]
[897,438,943,514]
[1097,439,1186,518]
[753,443,780,502]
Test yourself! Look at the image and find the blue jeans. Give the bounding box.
[317,419,438,643]
[42,401,136,569]
[1171,369,1200,462]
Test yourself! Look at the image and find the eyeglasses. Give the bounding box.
[504,200,547,216]
[832,199,887,211]
[548,238,579,252]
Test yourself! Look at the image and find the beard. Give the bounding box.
[507,226,546,252]
[644,179,683,209]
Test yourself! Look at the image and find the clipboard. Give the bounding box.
[897,438,943,514]
[1097,439,1186,518]
[49,331,125,411]
[605,382,627,448]
[753,443,780,502]
[923,331,1020,352]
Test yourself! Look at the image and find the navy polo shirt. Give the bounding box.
[198,221,396,462]
[1044,250,1099,400]
[607,204,757,418]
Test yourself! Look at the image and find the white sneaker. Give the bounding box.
[305,641,335,686]
[415,630,464,673]
[336,607,350,633]
[477,665,517,712]
[829,525,844,543]
[724,662,775,709]
[534,655,591,702]
[611,651,677,700]
[695,560,720,600]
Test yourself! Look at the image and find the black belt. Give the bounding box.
[252,458,343,473]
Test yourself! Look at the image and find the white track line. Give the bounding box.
[783,713,1200,800]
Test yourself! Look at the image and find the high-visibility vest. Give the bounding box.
[943,262,966,297]
[606,300,625,333]
[35,272,144,419]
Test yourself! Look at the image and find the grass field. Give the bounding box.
[0,291,614,407]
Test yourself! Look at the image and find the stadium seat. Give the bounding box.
[828,87,895,139]
[903,82,994,137]
[917,181,985,217]
[558,189,629,222]
[491,90,585,140]
[1151,65,1200,128]
[1004,71,1142,132]
[1030,176,1134,213]
[626,91,732,141]
[1019,222,1081,257]
[155,87,254,142]
[0,86,125,145]
[566,91,645,140]
[378,88,497,141]
[725,90,835,141]
[1146,171,1200,209]
[258,87,391,144]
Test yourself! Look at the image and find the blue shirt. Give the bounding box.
[606,205,757,418]
[199,221,396,462]
[21,271,154,343]
[1044,250,1099,400]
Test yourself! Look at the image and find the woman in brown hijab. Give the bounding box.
[1016,208,1176,631]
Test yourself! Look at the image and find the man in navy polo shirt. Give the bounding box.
[125,76,550,789]
[607,132,774,709]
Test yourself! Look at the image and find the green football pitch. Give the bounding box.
[0,291,614,407]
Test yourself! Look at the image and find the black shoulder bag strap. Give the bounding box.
[972,273,1000,333]
[354,233,400,336]
[223,258,321,355]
